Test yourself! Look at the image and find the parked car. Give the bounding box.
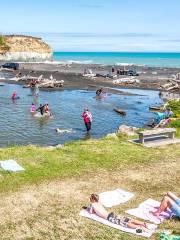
[127,69,139,76]
[1,62,19,70]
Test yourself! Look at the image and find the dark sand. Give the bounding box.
[1,62,180,94]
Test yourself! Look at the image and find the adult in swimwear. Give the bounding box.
[150,192,180,218]
[83,194,153,233]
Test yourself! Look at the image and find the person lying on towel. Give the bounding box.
[83,193,154,233]
[150,192,180,219]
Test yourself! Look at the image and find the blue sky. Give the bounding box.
[1,0,180,51]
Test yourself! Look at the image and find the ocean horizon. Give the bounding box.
[53,51,180,68]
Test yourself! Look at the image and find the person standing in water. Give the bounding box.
[44,103,49,113]
[34,84,39,97]
[82,109,92,132]
[36,104,45,115]
[96,88,103,96]
[31,103,36,113]
[12,91,17,100]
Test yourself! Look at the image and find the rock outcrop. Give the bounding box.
[117,124,138,136]
[0,35,52,61]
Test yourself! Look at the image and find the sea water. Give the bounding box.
[53,52,180,68]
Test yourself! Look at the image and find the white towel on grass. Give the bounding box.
[99,189,134,208]
[0,160,24,172]
[126,198,172,224]
[80,210,157,238]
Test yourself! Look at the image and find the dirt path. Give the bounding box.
[0,155,180,240]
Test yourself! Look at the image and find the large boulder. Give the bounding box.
[117,124,138,136]
[105,133,118,139]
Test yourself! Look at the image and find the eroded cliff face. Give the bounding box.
[0,35,52,61]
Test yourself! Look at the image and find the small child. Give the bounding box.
[31,103,36,113]
[12,91,17,99]
[84,193,153,233]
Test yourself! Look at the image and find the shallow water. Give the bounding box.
[0,84,165,147]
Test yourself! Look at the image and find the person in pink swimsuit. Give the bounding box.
[12,91,17,100]
[31,103,36,113]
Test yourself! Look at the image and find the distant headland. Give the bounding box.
[0,35,52,61]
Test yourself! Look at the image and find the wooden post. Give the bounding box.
[139,133,144,144]
[168,132,175,139]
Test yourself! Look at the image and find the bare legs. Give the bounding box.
[117,216,152,232]
[151,192,179,217]
[127,220,149,232]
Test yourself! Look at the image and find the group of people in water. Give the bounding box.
[11,86,174,132]
[11,90,93,131]
[11,90,51,117]
[83,191,180,233]
[31,102,52,117]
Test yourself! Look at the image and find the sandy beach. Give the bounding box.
[0,62,178,94]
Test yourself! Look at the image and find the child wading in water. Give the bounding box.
[31,103,36,113]
[83,194,154,233]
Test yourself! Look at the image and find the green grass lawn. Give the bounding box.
[0,137,180,239]
[0,137,179,193]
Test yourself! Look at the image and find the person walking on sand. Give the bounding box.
[82,108,92,132]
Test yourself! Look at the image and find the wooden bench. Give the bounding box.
[138,128,176,144]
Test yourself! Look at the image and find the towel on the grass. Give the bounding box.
[126,199,172,224]
[0,160,24,172]
[99,189,134,208]
[80,209,157,238]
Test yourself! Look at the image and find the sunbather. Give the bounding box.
[154,118,171,128]
[83,193,153,233]
[150,192,180,218]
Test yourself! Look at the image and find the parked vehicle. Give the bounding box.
[117,69,139,76]
[1,62,19,70]
[127,69,139,76]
